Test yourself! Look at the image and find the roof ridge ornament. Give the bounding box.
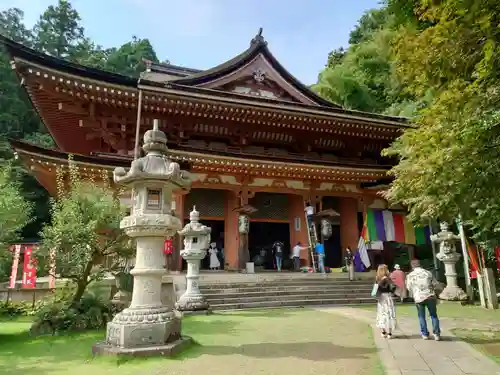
[250,27,266,46]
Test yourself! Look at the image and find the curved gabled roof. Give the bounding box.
[170,28,342,108]
[0,34,138,87]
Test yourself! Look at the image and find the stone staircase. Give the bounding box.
[198,275,375,311]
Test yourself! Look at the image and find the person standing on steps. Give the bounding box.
[272,240,284,272]
[315,241,326,274]
[406,259,441,341]
[304,202,315,229]
[345,246,354,281]
[291,242,309,271]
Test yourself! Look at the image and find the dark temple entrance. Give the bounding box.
[249,222,290,270]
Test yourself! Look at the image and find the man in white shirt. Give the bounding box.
[406,259,441,341]
[291,242,309,271]
[304,202,315,229]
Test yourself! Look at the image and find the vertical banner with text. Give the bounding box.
[22,246,37,289]
[9,244,21,288]
[48,248,56,289]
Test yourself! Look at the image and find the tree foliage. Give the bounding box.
[39,160,134,304]
[0,0,162,242]
[382,0,500,246]
[0,164,32,247]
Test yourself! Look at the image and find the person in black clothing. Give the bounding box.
[272,241,284,271]
[345,246,354,281]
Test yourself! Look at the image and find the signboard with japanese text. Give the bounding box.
[22,246,37,289]
[164,238,173,255]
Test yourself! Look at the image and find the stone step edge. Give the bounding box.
[203,290,372,298]
[206,295,372,303]
[200,287,372,293]
[209,298,374,310]
[199,282,372,288]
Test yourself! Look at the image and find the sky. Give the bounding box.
[1,0,382,84]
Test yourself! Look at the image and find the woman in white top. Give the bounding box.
[208,242,221,270]
[304,202,315,229]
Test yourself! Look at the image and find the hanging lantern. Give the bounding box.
[321,219,332,239]
[238,215,250,234]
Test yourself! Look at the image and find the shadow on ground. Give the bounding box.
[176,341,376,361]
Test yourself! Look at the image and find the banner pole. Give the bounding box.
[457,215,473,301]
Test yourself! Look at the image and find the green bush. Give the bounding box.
[30,288,115,335]
[0,300,33,317]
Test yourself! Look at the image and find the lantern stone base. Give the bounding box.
[175,295,211,315]
[92,336,193,357]
[94,312,191,357]
[439,285,468,301]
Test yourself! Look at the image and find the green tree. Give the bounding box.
[32,0,85,59]
[383,0,500,246]
[0,1,162,245]
[348,8,388,44]
[326,47,345,69]
[0,165,33,247]
[104,36,159,77]
[39,161,134,304]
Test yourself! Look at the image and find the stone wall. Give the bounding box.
[0,277,177,309]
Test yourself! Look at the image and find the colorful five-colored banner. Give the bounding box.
[364,209,431,245]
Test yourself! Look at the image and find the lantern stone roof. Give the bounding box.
[178,206,211,236]
[113,120,191,189]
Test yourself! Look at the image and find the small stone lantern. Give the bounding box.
[431,222,468,301]
[93,119,192,357]
[175,206,212,314]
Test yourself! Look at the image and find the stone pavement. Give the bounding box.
[320,307,500,375]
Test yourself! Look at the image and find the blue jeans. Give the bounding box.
[275,255,282,271]
[317,253,325,273]
[307,215,314,229]
[416,297,441,336]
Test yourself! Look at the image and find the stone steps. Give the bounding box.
[199,280,371,290]
[209,297,375,311]
[196,277,375,311]
[207,291,373,304]
[203,288,372,298]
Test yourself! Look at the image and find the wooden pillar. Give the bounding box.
[172,192,185,272]
[288,194,310,266]
[339,197,359,254]
[224,190,240,269]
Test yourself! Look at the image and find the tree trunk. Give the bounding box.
[70,258,95,306]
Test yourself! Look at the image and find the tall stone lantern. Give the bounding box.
[175,206,212,314]
[431,222,468,301]
[93,119,192,357]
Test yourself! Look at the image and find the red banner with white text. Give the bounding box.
[22,247,37,289]
[164,238,173,255]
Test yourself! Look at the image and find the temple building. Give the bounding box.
[1,30,410,271]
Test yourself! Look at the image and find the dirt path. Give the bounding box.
[145,309,382,375]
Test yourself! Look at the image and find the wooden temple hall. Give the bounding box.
[1,30,409,271]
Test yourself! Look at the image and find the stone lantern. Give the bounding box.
[175,206,212,314]
[431,222,468,301]
[93,119,192,357]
